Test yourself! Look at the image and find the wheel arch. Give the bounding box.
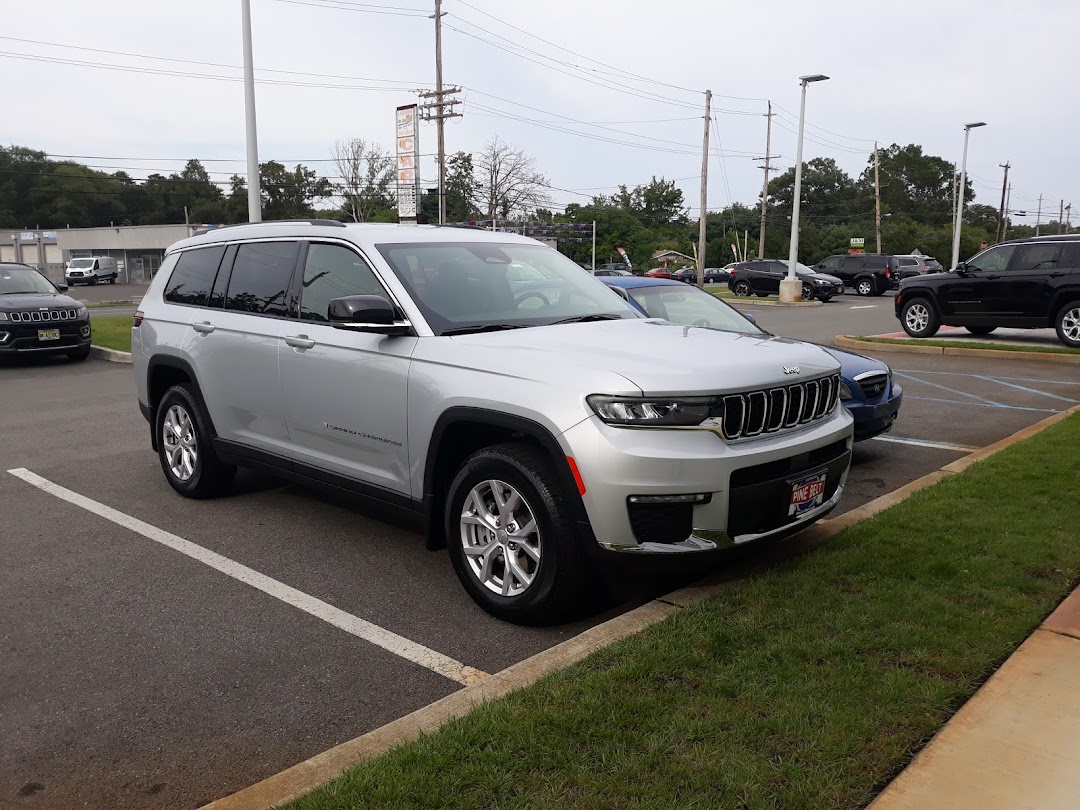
[146,356,216,451]
[422,407,588,551]
[1049,289,1080,327]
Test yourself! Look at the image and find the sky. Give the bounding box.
[6,0,1077,223]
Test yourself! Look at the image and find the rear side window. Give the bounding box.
[164,246,227,306]
[299,243,388,322]
[841,257,863,270]
[225,241,300,317]
[1009,243,1064,272]
[863,256,888,269]
[898,257,918,266]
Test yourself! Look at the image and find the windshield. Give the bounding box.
[777,260,819,276]
[68,259,95,268]
[376,242,638,335]
[625,284,763,335]
[0,267,61,295]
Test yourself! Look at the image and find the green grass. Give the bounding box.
[89,315,132,352]
[854,335,1079,355]
[86,299,138,308]
[284,413,1080,810]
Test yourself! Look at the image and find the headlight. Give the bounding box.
[587,395,715,426]
[0,312,7,321]
[838,381,854,401]
[76,305,88,318]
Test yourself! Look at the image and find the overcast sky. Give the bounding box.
[7,0,1077,222]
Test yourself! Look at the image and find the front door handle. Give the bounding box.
[284,334,315,349]
[1049,271,1066,278]
[985,274,1000,280]
[192,321,215,334]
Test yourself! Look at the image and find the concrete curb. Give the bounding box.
[200,405,1080,810]
[834,334,1080,364]
[89,346,133,364]
[733,298,823,307]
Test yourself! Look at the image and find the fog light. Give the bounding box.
[628,493,711,504]
[80,325,91,337]
[0,331,10,344]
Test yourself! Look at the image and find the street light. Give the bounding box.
[950,121,986,269]
[781,74,830,303]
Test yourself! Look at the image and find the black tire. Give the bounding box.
[1055,299,1080,348]
[755,292,770,298]
[733,280,752,297]
[900,297,940,338]
[445,442,589,625]
[67,344,91,361]
[89,276,98,286]
[966,325,997,336]
[855,277,876,297]
[155,383,236,498]
[819,295,833,303]
[800,283,815,301]
[108,276,115,284]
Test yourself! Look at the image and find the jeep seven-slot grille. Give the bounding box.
[856,372,889,401]
[716,374,840,440]
[7,309,80,323]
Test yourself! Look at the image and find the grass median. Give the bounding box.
[89,315,132,353]
[285,412,1080,810]
[854,335,1080,355]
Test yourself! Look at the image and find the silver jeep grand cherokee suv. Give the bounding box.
[133,221,853,623]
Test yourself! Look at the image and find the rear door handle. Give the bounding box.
[192,321,215,334]
[1049,271,1066,278]
[284,334,315,349]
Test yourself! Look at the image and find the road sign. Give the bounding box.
[395,105,419,222]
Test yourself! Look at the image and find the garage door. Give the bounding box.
[0,245,15,262]
[45,244,63,264]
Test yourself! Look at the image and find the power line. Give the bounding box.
[268,0,430,17]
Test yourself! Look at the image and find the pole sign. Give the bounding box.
[395,104,420,222]
[849,237,865,254]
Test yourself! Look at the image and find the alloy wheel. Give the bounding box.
[905,302,930,333]
[459,479,541,597]
[1062,306,1080,343]
[162,404,198,481]
[858,280,873,296]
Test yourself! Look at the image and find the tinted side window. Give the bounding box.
[1009,243,1063,272]
[863,256,887,269]
[966,245,1016,273]
[164,246,227,306]
[841,257,863,270]
[820,256,841,270]
[299,243,388,322]
[225,241,300,316]
[898,257,918,266]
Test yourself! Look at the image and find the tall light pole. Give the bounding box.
[781,74,829,303]
[241,0,262,222]
[950,121,986,269]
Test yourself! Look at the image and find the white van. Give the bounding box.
[65,257,118,285]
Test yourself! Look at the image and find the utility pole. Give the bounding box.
[1066,203,1072,233]
[241,0,261,222]
[950,163,958,235]
[1060,199,1065,234]
[697,89,711,288]
[757,101,774,259]
[1036,194,1042,236]
[418,0,461,225]
[996,161,1010,242]
[874,141,882,253]
[1002,183,1011,240]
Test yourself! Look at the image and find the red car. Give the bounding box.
[644,267,675,279]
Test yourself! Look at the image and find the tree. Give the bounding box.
[260,161,332,220]
[767,157,862,221]
[474,136,551,218]
[331,138,394,222]
[862,144,968,227]
[445,151,479,220]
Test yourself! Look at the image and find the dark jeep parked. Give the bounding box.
[814,253,899,296]
[0,263,92,360]
[894,235,1080,348]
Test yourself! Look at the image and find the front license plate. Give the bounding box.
[38,329,60,341]
[789,472,827,517]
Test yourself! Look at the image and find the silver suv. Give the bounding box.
[133,221,853,623]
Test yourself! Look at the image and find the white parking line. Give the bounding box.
[849,305,876,310]
[872,435,978,453]
[6,468,489,688]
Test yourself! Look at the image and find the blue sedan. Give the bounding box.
[602,276,903,441]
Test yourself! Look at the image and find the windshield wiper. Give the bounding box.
[549,313,625,325]
[441,323,530,336]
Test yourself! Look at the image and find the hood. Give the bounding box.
[805,271,842,284]
[0,292,83,311]
[420,318,841,396]
[817,344,889,378]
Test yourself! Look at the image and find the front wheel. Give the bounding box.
[900,298,940,338]
[445,443,589,625]
[819,295,833,303]
[732,280,752,297]
[966,325,997,336]
[801,283,815,301]
[855,278,876,297]
[156,384,236,498]
[89,276,98,286]
[1055,300,1080,348]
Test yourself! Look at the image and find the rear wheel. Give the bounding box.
[856,277,876,297]
[156,384,236,498]
[1055,300,1080,348]
[966,325,997,336]
[900,298,940,338]
[733,280,752,297]
[445,443,589,625]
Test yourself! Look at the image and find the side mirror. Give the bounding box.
[328,294,412,336]
[57,283,69,292]
[744,313,757,324]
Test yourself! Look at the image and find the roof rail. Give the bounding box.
[194,219,347,233]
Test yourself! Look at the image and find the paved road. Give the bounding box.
[1,311,1076,809]
[70,283,148,306]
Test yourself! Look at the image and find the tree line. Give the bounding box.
[2,140,1064,270]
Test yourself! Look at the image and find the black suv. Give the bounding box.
[727,259,844,301]
[0,263,92,360]
[813,254,900,296]
[894,235,1080,348]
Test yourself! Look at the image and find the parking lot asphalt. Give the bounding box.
[2,306,1077,809]
[68,283,148,306]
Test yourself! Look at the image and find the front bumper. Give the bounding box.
[0,321,91,354]
[847,388,904,441]
[562,408,854,555]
